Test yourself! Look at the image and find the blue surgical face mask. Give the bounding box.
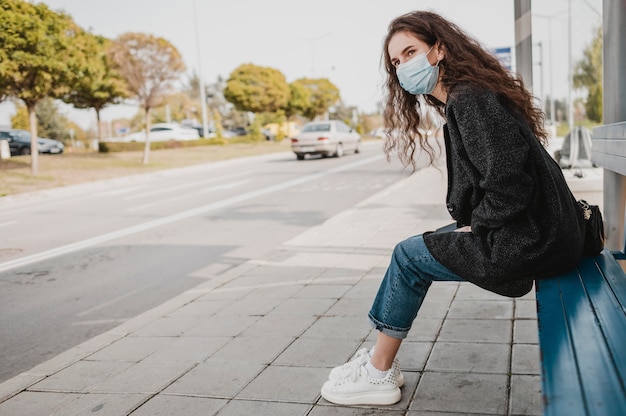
[396,47,439,95]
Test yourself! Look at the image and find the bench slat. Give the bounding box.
[536,253,626,415]
[562,257,626,414]
[582,254,626,375]
[536,276,587,415]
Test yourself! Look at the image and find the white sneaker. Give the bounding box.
[321,363,402,405]
[328,348,405,387]
[328,348,369,380]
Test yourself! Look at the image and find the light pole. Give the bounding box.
[301,33,331,76]
[193,0,209,138]
[534,11,567,125]
[568,0,574,133]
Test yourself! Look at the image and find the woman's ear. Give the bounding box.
[435,44,445,61]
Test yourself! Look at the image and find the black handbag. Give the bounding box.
[578,200,605,256]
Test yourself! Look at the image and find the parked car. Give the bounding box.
[124,123,200,142]
[227,127,275,141]
[0,129,64,156]
[290,120,361,160]
[190,125,216,138]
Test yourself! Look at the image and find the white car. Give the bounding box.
[291,120,361,160]
[125,123,200,142]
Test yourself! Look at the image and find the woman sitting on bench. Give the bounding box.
[320,10,587,406]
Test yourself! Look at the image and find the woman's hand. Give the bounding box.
[455,225,472,233]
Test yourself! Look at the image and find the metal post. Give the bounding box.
[193,0,209,138]
[568,0,574,133]
[514,0,533,92]
[601,0,626,251]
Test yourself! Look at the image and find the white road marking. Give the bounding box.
[124,171,251,200]
[126,180,250,212]
[0,155,384,273]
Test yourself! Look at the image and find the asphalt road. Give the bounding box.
[0,142,428,383]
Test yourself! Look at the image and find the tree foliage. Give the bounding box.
[284,82,311,119]
[0,0,84,174]
[573,25,602,123]
[108,32,186,164]
[224,64,290,114]
[35,98,69,140]
[291,78,340,120]
[63,33,129,142]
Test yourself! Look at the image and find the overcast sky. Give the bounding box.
[0,0,602,130]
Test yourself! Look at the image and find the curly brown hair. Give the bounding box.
[382,11,547,170]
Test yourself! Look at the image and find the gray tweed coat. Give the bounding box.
[423,84,586,297]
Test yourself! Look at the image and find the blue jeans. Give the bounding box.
[368,234,465,339]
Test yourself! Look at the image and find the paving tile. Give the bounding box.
[426,342,510,374]
[89,360,196,393]
[509,375,542,416]
[237,365,328,402]
[51,392,148,415]
[514,299,538,319]
[182,315,259,337]
[274,337,363,368]
[240,315,317,337]
[455,284,507,300]
[447,300,514,320]
[511,344,540,375]
[0,391,78,416]
[301,316,371,340]
[132,316,204,337]
[216,399,311,415]
[141,336,232,363]
[293,284,352,299]
[396,341,433,371]
[163,359,265,397]
[196,287,254,301]
[411,372,508,414]
[213,296,280,316]
[312,269,365,286]
[211,336,294,364]
[30,361,134,392]
[324,297,372,317]
[0,391,148,416]
[310,404,405,415]
[403,318,444,342]
[268,297,337,316]
[438,319,512,344]
[407,412,494,416]
[85,336,173,362]
[165,299,232,319]
[513,320,539,344]
[131,394,227,416]
[416,284,458,319]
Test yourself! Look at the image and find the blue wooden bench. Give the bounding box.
[535,121,626,416]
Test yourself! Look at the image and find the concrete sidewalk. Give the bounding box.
[0,163,603,416]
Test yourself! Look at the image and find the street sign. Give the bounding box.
[492,47,512,71]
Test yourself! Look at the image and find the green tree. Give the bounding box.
[11,99,70,141]
[35,98,69,141]
[63,33,129,143]
[10,103,29,130]
[291,78,340,120]
[573,25,602,123]
[284,82,311,119]
[223,64,290,114]
[0,0,84,174]
[108,32,186,164]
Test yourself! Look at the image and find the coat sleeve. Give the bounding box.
[447,88,535,236]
